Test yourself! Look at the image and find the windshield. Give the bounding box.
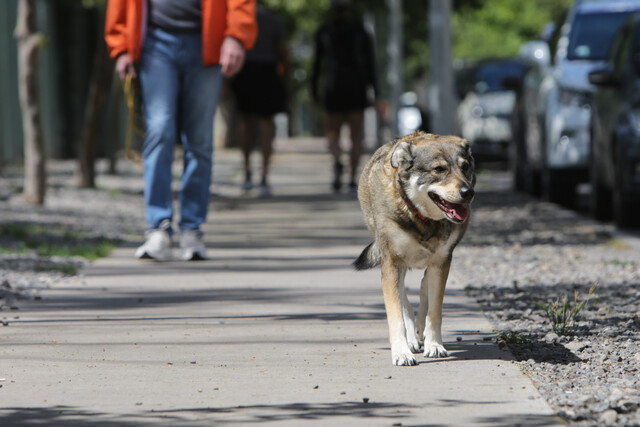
[473,61,527,93]
[568,11,634,60]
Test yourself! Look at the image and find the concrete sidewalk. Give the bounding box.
[1,147,560,426]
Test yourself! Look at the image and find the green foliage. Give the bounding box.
[453,0,573,59]
[535,284,598,336]
[498,331,528,345]
[0,223,118,262]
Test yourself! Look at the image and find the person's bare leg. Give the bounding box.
[347,110,364,189]
[238,113,254,189]
[257,117,275,197]
[326,113,344,191]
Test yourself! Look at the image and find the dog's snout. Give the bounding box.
[459,186,475,201]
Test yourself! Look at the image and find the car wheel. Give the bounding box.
[589,140,612,221]
[510,139,526,192]
[613,167,640,228]
[613,189,640,228]
[543,168,578,208]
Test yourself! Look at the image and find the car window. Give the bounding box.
[568,11,634,60]
[611,21,632,70]
[473,61,527,93]
[617,29,632,78]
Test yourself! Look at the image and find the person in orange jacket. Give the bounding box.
[105,0,257,261]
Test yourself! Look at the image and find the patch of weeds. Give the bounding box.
[604,239,631,250]
[603,259,636,267]
[35,263,78,275]
[535,283,598,336]
[498,331,529,345]
[0,223,119,261]
[108,188,120,197]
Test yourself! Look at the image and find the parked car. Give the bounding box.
[588,13,640,228]
[456,58,527,161]
[513,0,640,207]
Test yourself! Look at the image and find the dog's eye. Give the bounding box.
[460,162,470,172]
[433,166,447,174]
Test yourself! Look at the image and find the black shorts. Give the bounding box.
[231,62,285,117]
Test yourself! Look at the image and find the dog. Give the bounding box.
[354,131,475,366]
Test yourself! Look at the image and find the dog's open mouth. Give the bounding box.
[429,192,470,223]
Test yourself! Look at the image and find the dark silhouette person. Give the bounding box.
[311,0,378,194]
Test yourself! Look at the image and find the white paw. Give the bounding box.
[392,351,418,366]
[407,333,422,353]
[424,342,448,358]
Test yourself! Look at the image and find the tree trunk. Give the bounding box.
[78,11,112,188]
[15,0,46,205]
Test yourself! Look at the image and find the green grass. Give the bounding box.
[603,259,636,267]
[0,223,118,262]
[498,331,528,345]
[35,263,78,275]
[604,239,631,250]
[535,283,598,336]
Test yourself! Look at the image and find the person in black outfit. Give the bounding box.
[231,3,288,198]
[311,0,378,194]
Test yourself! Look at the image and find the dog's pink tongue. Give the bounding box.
[444,201,469,221]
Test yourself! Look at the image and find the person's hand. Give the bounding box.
[220,36,245,77]
[115,53,136,81]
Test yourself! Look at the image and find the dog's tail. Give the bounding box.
[353,241,381,270]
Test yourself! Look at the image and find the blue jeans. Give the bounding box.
[139,27,222,233]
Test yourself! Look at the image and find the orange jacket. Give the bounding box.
[105,0,257,66]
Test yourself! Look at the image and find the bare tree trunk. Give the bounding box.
[15,0,46,204]
[78,30,112,188]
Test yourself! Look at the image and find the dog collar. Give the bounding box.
[397,185,427,221]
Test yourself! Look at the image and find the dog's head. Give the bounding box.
[390,132,476,224]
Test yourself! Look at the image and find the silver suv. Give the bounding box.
[514,0,640,207]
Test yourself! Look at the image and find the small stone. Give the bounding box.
[544,332,559,342]
[564,341,584,352]
[558,409,576,420]
[599,409,618,425]
[456,336,462,342]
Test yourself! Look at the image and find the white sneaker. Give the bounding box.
[257,184,271,198]
[135,228,173,261]
[180,230,207,261]
[241,171,253,191]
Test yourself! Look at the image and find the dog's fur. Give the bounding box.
[355,131,476,366]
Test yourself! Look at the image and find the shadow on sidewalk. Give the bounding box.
[0,401,561,426]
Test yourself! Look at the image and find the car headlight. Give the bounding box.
[471,105,484,118]
[559,88,591,109]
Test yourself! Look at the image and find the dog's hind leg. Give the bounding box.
[417,256,452,358]
[381,258,417,366]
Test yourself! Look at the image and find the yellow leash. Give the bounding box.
[123,73,144,165]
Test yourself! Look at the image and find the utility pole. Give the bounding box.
[387,0,403,138]
[429,0,456,135]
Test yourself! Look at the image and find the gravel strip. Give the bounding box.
[457,172,640,427]
[1,161,639,426]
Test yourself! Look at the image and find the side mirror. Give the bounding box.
[588,66,617,86]
[519,41,550,70]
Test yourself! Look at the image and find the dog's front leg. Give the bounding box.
[399,280,421,353]
[417,256,451,358]
[381,257,417,366]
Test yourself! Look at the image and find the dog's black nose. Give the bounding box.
[459,186,475,201]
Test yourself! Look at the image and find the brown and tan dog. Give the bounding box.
[355,131,476,366]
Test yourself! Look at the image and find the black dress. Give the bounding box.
[312,18,377,113]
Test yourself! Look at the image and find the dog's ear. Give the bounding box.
[391,141,413,170]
